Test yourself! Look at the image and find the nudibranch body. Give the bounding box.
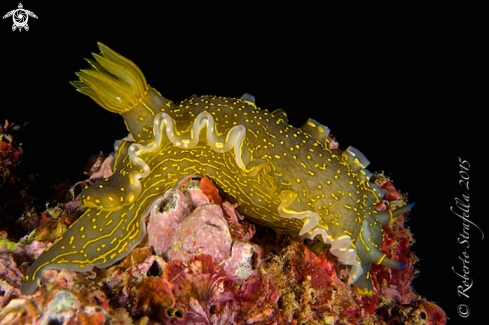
[21,43,414,296]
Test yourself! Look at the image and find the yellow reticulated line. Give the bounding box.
[276,190,320,235]
[376,253,387,265]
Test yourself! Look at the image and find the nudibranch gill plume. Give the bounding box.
[21,43,414,296]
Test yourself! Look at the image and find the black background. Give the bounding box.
[1,1,485,323]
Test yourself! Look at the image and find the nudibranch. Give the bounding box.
[21,43,414,296]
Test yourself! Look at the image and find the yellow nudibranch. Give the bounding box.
[21,43,414,296]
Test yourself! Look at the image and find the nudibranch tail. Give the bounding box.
[352,202,415,297]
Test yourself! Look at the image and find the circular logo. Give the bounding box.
[13,9,28,28]
[2,3,38,32]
